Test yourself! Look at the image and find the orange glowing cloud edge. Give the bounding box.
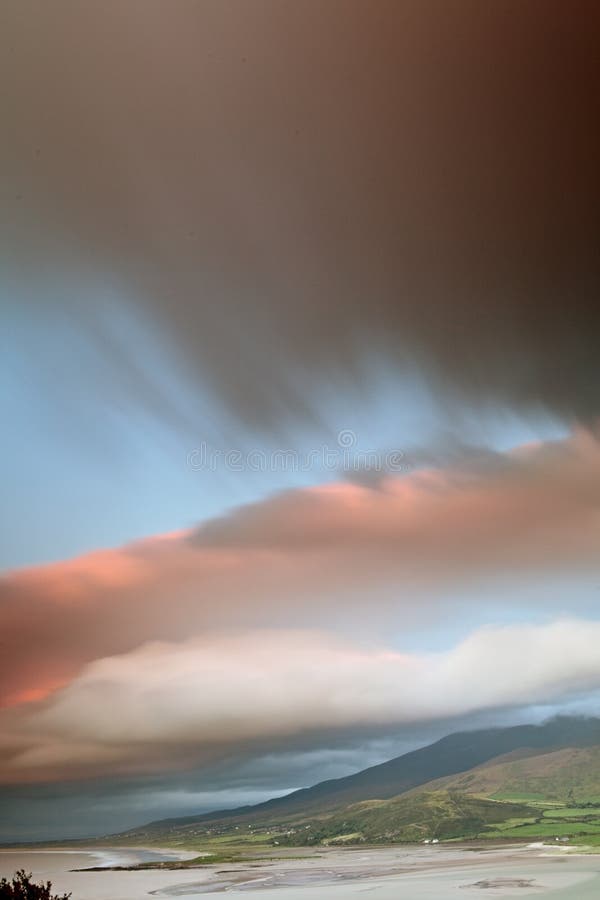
[1,430,599,716]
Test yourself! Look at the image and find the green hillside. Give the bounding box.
[423,746,600,804]
[275,747,600,848]
[115,717,600,852]
[111,789,539,853]
[275,791,537,845]
[123,716,600,840]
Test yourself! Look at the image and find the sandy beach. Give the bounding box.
[2,844,600,899]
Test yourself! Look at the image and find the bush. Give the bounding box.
[0,870,71,900]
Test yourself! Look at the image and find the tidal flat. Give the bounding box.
[1,844,600,899]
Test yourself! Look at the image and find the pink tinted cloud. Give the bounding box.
[1,431,599,712]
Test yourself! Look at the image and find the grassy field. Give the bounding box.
[484,822,600,838]
[474,799,600,843]
[100,789,600,856]
[491,792,563,803]
[542,807,600,818]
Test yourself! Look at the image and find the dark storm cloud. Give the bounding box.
[2,1,599,429]
[0,707,575,840]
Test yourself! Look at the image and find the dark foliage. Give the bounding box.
[0,870,71,900]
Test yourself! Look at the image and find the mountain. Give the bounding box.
[423,745,600,803]
[274,792,538,845]
[122,716,600,842]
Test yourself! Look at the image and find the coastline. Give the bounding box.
[3,841,600,898]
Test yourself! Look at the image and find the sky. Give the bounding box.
[1,0,600,840]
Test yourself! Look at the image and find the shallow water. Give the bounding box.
[1,845,599,899]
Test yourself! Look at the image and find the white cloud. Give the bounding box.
[5,619,600,781]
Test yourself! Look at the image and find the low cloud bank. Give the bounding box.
[3,619,600,782]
